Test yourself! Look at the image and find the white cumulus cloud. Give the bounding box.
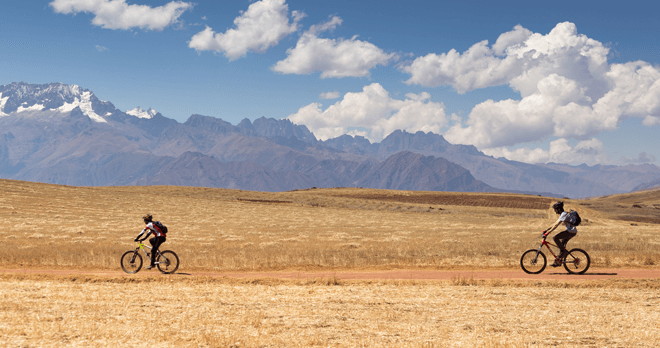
[643,116,660,126]
[483,138,610,165]
[403,22,609,97]
[399,22,660,164]
[287,83,447,141]
[621,151,656,164]
[188,0,304,61]
[319,91,340,100]
[272,16,396,78]
[50,0,193,31]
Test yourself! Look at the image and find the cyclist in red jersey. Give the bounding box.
[134,214,167,270]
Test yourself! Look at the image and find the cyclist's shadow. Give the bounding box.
[547,272,618,276]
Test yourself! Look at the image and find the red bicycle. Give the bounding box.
[520,232,590,274]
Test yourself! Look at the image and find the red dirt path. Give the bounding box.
[1,268,659,281]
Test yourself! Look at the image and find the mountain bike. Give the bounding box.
[120,241,179,274]
[520,232,590,274]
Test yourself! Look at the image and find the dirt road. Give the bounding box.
[1,268,659,281]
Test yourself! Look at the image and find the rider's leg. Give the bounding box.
[148,237,161,266]
[550,231,574,267]
[148,236,166,266]
[554,231,576,258]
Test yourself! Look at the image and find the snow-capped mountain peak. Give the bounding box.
[0,92,9,117]
[126,107,157,119]
[54,90,106,123]
[0,82,110,123]
[18,102,46,113]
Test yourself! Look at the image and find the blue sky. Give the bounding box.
[1,0,659,165]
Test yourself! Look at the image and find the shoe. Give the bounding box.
[146,264,155,270]
[551,260,561,267]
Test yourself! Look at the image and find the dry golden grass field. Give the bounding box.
[2,178,660,271]
[2,274,660,347]
[1,178,660,346]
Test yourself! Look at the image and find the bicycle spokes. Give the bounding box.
[562,248,590,274]
[158,255,170,267]
[520,250,547,274]
[564,254,581,267]
[121,250,143,274]
[156,250,179,274]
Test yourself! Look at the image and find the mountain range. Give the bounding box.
[1,82,659,198]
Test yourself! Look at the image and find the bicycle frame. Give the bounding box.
[122,239,179,274]
[133,242,165,264]
[521,232,589,274]
[533,236,563,264]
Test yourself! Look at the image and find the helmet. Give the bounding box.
[142,214,153,223]
[552,201,564,214]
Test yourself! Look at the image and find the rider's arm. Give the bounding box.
[135,228,151,241]
[545,217,562,234]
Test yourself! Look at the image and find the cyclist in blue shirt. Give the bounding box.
[543,201,577,267]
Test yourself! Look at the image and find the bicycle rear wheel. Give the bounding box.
[563,248,590,274]
[156,250,179,274]
[120,250,143,274]
[520,249,546,274]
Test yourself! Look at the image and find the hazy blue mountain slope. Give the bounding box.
[323,131,659,197]
[357,151,496,192]
[2,82,658,197]
[135,151,315,191]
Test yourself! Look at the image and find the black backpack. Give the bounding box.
[566,210,581,226]
[154,221,168,234]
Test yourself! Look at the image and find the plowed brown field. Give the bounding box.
[333,192,553,209]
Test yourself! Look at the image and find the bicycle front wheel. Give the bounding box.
[563,248,590,274]
[156,250,179,274]
[120,250,143,274]
[520,249,547,274]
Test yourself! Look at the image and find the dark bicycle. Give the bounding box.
[520,232,590,274]
[120,240,179,274]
